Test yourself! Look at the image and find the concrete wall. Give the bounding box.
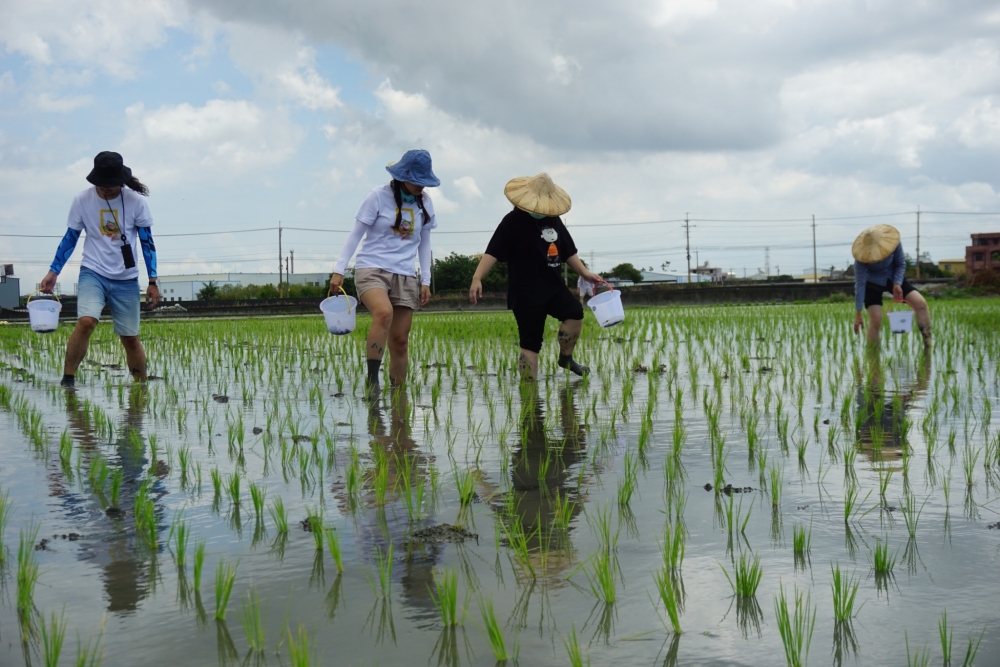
[617,280,855,307]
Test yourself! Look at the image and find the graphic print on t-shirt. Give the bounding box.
[540,226,560,267]
[393,208,416,239]
[99,209,121,238]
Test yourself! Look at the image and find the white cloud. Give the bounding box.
[121,99,304,185]
[31,92,92,113]
[953,98,1000,148]
[0,71,14,96]
[453,176,483,199]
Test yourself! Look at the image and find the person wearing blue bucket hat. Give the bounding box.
[39,151,160,388]
[330,149,440,392]
[468,173,604,381]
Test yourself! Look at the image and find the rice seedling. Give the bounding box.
[249,481,265,519]
[792,520,811,556]
[899,494,928,539]
[238,587,266,653]
[582,548,617,603]
[962,445,980,487]
[368,544,394,598]
[830,563,861,622]
[286,624,312,667]
[906,632,931,667]
[213,558,238,620]
[960,626,986,667]
[17,522,41,612]
[721,551,763,598]
[39,608,67,667]
[769,465,783,508]
[617,448,638,506]
[59,430,73,465]
[0,489,13,562]
[75,627,105,667]
[268,497,289,533]
[773,583,816,667]
[661,522,685,572]
[870,537,898,576]
[478,595,518,662]
[210,467,222,501]
[169,514,189,569]
[88,455,109,494]
[454,468,476,506]
[843,483,871,524]
[193,539,206,591]
[587,503,621,553]
[939,609,953,665]
[653,567,683,634]
[429,568,463,627]
[552,489,576,531]
[323,527,344,573]
[564,624,589,667]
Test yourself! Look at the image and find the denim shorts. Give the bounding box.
[77,266,141,336]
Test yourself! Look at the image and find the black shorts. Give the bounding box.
[863,278,916,309]
[512,288,584,353]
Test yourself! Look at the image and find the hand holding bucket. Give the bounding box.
[588,279,625,328]
[26,290,62,334]
[320,286,357,335]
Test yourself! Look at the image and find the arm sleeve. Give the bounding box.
[49,228,82,274]
[891,244,906,286]
[854,260,867,311]
[418,225,433,286]
[333,219,368,275]
[137,226,157,279]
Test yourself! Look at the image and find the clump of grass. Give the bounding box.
[169,514,189,569]
[286,624,312,667]
[214,558,238,620]
[653,567,682,634]
[792,520,812,556]
[564,624,588,667]
[249,481,265,519]
[306,507,324,550]
[109,469,123,509]
[617,449,639,506]
[552,490,576,531]
[192,539,206,591]
[721,552,763,598]
[583,548,617,603]
[39,608,67,667]
[843,483,871,524]
[830,564,861,622]
[768,466,782,508]
[238,587,265,653]
[899,494,928,539]
[455,469,476,506]
[773,583,816,667]
[478,595,518,662]
[429,568,463,627]
[323,527,344,573]
[661,522,685,572]
[906,632,931,667]
[870,537,898,576]
[225,473,241,507]
[268,497,289,533]
[17,522,41,612]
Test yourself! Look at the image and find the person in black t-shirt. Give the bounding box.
[469,173,604,380]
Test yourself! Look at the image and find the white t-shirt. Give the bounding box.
[68,187,153,281]
[577,276,595,296]
[353,184,436,277]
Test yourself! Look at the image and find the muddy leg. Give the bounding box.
[865,305,883,346]
[386,306,413,387]
[557,319,589,375]
[120,335,147,381]
[518,349,539,381]
[63,317,98,380]
[905,290,932,346]
[360,289,393,387]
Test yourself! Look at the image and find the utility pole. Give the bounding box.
[278,222,283,297]
[684,213,691,284]
[290,250,294,275]
[285,257,290,283]
[916,205,921,279]
[812,214,818,283]
[765,247,771,278]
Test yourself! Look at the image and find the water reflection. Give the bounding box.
[62,386,159,613]
[854,349,931,463]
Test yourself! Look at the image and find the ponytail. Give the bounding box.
[390,179,430,231]
[125,175,149,196]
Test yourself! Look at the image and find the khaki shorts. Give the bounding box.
[354,268,420,310]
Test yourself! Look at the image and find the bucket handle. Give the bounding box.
[886,297,910,312]
[27,290,60,304]
[594,278,614,293]
[327,285,352,314]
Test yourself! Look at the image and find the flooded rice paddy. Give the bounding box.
[0,301,999,666]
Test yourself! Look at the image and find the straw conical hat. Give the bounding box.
[852,224,900,263]
[504,173,572,217]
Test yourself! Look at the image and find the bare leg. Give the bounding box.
[359,289,393,387]
[64,317,99,376]
[865,305,883,346]
[386,306,413,387]
[518,349,539,381]
[904,290,931,346]
[121,335,147,381]
[557,319,589,375]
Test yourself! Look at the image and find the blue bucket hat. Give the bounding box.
[386,149,440,188]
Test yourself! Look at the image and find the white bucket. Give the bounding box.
[588,287,625,328]
[887,308,913,334]
[320,287,357,335]
[26,291,62,334]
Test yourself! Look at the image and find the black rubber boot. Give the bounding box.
[558,354,590,376]
[60,374,75,388]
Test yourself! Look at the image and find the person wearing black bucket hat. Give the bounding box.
[329,149,440,393]
[39,152,160,387]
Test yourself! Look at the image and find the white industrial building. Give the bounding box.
[154,272,332,302]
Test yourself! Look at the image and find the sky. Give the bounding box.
[2,0,1000,292]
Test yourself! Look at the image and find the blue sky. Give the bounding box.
[2,0,999,291]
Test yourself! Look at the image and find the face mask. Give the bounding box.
[528,212,546,219]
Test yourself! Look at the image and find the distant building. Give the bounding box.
[937,258,966,277]
[964,233,1000,277]
[0,275,19,310]
[692,262,724,282]
[153,271,332,301]
[638,270,711,284]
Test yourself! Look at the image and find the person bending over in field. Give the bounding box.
[851,224,931,347]
[330,149,438,393]
[469,173,603,380]
[39,151,160,387]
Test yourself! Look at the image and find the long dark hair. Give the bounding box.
[390,179,429,231]
[125,175,149,196]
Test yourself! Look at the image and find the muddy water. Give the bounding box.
[0,309,998,666]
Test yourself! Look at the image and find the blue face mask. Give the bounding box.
[400,190,417,203]
[528,212,546,219]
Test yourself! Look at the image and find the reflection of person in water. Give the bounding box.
[480,381,590,578]
[854,349,931,460]
[61,386,157,612]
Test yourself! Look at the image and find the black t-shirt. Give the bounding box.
[485,207,578,309]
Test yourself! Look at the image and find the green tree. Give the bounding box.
[197,280,220,300]
[601,263,643,283]
[432,253,508,293]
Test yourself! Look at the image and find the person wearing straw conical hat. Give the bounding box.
[469,173,604,380]
[330,149,439,393]
[852,224,931,346]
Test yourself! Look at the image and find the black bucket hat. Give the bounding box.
[86,151,132,187]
